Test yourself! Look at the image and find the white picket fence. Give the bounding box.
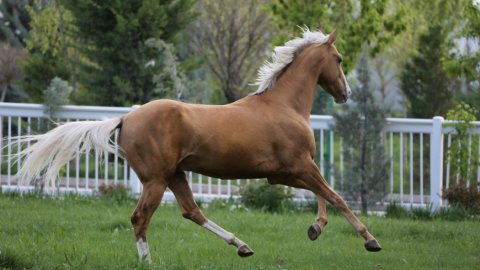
[1,102,480,210]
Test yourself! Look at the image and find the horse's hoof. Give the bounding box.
[237,244,254,257]
[307,223,321,241]
[364,239,382,252]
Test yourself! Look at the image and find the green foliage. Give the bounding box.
[445,103,479,182]
[98,184,133,205]
[445,3,480,117]
[266,0,406,73]
[62,0,197,106]
[207,198,249,212]
[22,0,75,103]
[239,182,292,212]
[25,1,73,57]
[442,181,480,214]
[400,23,456,118]
[443,2,480,83]
[333,48,389,213]
[385,202,410,219]
[386,202,478,221]
[43,76,72,118]
[0,0,32,48]
[146,38,186,100]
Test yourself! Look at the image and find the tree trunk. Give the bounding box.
[0,84,7,102]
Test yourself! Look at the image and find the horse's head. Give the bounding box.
[306,30,351,104]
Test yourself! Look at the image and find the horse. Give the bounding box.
[12,28,381,262]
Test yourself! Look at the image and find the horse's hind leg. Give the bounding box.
[168,171,254,257]
[131,180,167,262]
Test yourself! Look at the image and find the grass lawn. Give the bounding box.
[0,193,479,270]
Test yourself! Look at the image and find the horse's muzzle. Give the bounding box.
[334,94,348,104]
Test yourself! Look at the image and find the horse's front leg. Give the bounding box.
[307,195,328,241]
[168,171,254,257]
[294,160,381,252]
[267,177,328,240]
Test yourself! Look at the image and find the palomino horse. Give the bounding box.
[14,29,381,262]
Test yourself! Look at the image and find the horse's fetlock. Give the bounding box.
[225,234,236,245]
[358,226,368,235]
[317,217,328,226]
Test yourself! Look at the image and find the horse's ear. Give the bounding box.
[327,29,338,44]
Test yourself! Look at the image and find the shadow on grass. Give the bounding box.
[0,248,31,270]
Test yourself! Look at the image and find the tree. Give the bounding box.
[267,0,406,73]
[444,2,480,115]
[333,48,389,213]
[43,77,72,118]
[400,23,457,118]
[191,0,272,102]
[21,0,76,103]
[445,103,479,184]
[0,0,32,48]
[62,0,197,106]
[396,0,479,118]
[0,42,24,102]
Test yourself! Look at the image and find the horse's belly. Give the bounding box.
[177,153,279,180]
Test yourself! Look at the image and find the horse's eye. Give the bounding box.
[338,57,343,64]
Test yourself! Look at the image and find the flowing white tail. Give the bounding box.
[13,118,122,188]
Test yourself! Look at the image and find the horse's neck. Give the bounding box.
[261,57,320,119]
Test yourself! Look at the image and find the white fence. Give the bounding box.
[1,102,480,210]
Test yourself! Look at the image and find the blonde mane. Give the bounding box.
[252,27,330,95]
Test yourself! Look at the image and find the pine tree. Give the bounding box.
[400,24,456,118]
[333,48,389,213]
[0,0,32,48]
[62,0,197,106]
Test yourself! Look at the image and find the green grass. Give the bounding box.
[0,194,479,269]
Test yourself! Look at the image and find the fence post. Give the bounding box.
[430,116,444,212]
[129,167,141,195]
[128,105,142,195]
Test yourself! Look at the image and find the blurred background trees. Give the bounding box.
[334,48,390,213]
[0,0,477,118]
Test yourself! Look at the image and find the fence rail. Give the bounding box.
[2,102,479,210]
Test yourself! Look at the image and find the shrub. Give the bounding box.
[98,184,132,204]
[442,181,480,214]
[385,202,411,219]
[294,199,339,215]
[445,103,479,183]
[43,77,72,118]
[239,182,292,213]
[385,201,478,221]
[208,198,249,212]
